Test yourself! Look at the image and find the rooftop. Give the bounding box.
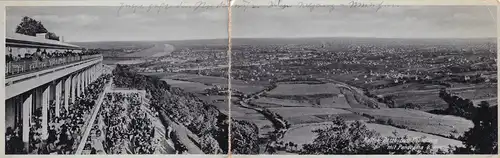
[6,32,81,50]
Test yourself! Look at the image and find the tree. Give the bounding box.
[439,88,476,119]
[455,102,498,154]
[231,120,260,154]
[46,32,59,41]
[382,95,396,108]
[15,16,48,36]
[199,134,222,154]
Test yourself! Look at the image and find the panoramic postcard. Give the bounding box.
[3,2,498,157]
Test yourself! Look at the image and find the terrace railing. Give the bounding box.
[6,54,102,78]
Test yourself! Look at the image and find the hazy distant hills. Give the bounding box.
[71,37,496,49]
[231,37,496,46]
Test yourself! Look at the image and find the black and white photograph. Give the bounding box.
[4,6,229,155]
[230,5,498,155]
[2,1,499,157]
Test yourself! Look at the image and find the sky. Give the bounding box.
[6,5,497,42]
[233,5,497,39]
[6,6,228,42]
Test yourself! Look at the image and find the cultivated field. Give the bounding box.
[197,95,229,114]
[252,97,315,108]
[232,84,267,94]
[267,107,352,118]
[266,106,366,125]
[371,83,497,110]
[282,121,464,149]
[161,73,266,94]
[260,82,385,109]
[162,73,228,86]
[162,79,211,93]
[318,96,351,108]
[365,123,463,149]
[282,122,334,146]
[231,105,274,137]
[347,108,474,138]
[266,83,341,96]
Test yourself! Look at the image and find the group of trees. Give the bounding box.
[435,88,497,154]
[113,65,228,154]
[15,16,59,41]
[301,117,434,154]
[454,101,498,154]
[231,120,260,154]
[438,88,477,119]
[113,64,265,154]
[363,89,396,108]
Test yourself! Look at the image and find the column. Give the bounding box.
[48,83,55,123]
[79,72,84,96]
[64,77,70,110]
[83,71,87,91]
[76,73,80,98]
[100,65,103,76]
[88,69,91,83]
[93,65,96,81]
[85,69,89,87]
[41,85,49,139]
[55,80,62,117]
[90,66,94,82]
[22,93,32,151]
[92,65,97,81]
[83,70,87,90]
[71,75,76,104]
[88,69,91,84]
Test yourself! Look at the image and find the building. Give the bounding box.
[4,32,104,153]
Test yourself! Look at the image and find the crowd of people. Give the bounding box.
[6,48,100,63]
[6,48,102,76]
[5,125,24,154]
[83,119,103,154]
[99,92,155,154]
[4,74,111,154]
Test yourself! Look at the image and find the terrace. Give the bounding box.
[6,54,102,78]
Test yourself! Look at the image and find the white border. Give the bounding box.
[0,0,498,158]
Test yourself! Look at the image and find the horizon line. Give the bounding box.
[68,36,498,43]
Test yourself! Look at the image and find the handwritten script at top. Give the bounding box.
[116,1,400,16]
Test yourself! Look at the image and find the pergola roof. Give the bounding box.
[6,32,82,50]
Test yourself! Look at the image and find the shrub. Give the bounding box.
[387,118,394,125]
